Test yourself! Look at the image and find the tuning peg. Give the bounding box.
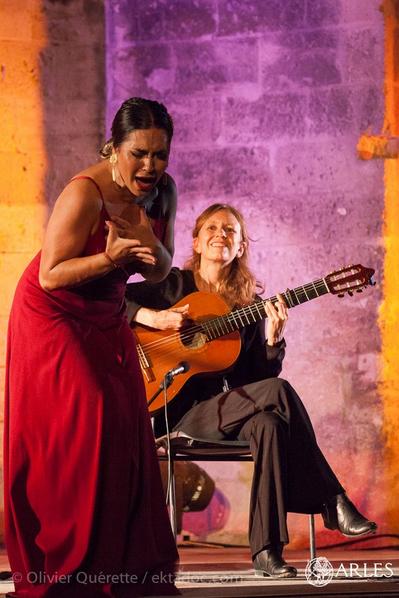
[356,289,363,293]
[348,291,353,297]
[338,293,344,298]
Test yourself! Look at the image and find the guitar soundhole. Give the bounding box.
[180,321,207,350]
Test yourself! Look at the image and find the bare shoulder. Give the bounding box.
[52,173,104,219]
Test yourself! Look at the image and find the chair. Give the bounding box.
[156,430,317,560]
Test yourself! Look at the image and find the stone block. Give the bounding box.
[138,3,167,41]
[0,97,45,155]
[109,44,174,100]
[349,84,384,132]
[343,28,383,84]
[218,0,305,36]
[40,0,104,43]
[42,97,104,139]
[173,145,272,197]
[167,97,222,145]
[0,1,36,41]
[160,0,217,40]
[260,43,341,91]
[44,144,101,207]
[108,0,216,42]
[222,93,306,143]
[0,40,43,98]
[0,203,44,254]
[273,139,383,196]
[275,28,339,50]
[0,149,47,205]
[0,317,8,366]
[273,190,382,249]
[106,0,140,48]
[174,39,258,93]
[39,41,105,102]
[305,0,342,27]
[0,253,36,317]
[340,0,382,25]
[308,87,354,135]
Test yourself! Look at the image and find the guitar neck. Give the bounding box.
[202,277,330,340]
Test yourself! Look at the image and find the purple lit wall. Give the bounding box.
[106,0,385,547]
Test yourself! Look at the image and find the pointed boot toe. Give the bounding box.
[322,493,377,537]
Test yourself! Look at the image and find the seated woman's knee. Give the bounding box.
[251,410,285,431]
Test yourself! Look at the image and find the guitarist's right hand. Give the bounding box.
[134,305,190,330]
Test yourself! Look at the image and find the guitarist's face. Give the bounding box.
[193,209,245,266]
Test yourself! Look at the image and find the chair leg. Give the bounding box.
[168,456,177,539]
[309,513,316,560]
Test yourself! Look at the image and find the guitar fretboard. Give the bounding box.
[200,277,330,341]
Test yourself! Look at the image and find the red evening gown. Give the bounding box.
[3,177,178,597]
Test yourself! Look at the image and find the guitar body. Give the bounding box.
[132,291,241,414]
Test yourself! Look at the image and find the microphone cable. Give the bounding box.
[163,371,173,507]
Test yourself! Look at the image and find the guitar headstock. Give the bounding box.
[325,264,375,297]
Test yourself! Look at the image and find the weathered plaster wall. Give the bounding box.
[106,0,386,547]
[0,0,105,540]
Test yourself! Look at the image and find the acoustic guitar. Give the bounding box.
[132,264,375,414]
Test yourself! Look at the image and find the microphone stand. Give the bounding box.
[148,372,174,408]
[157,370,177,537]
[149,362,190,536]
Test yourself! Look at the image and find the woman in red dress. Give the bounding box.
[4,98,179,597]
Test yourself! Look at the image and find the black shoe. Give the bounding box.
[253,545,297,578]
[322,493,377,537]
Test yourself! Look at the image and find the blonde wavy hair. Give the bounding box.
[185,203,262,307]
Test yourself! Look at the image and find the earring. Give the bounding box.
[109,153,117,183]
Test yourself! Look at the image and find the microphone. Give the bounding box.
[164,361,190,380]
[148,361,191,407]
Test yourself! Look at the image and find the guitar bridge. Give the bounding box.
[136,342,155,383]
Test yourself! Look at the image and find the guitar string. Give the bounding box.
[141,280,368,357]
[139,279,332,353]
[138,274,368,368]
[138,279,333,354]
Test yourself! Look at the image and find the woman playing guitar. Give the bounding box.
[126,203,377,578]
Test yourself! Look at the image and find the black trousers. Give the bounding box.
[173,378,344,557]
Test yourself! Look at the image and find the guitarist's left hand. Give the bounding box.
[265,293,288,346]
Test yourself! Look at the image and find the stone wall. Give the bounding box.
[0,0,391,552]
[106,0,386,547]
[0,0,105,541]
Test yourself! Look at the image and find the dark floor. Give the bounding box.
[1,545,398,597]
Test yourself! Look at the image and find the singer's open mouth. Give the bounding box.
[135,176,156,192]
